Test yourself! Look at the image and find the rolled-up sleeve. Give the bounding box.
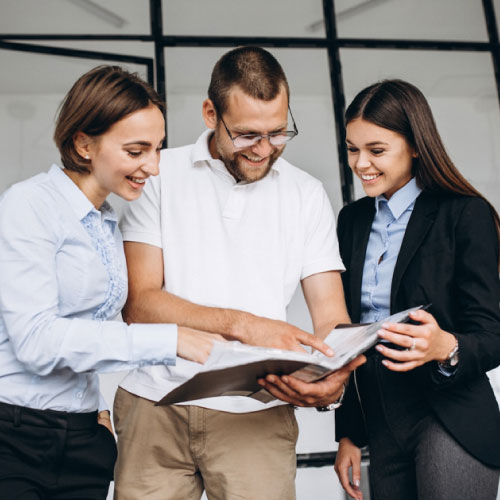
[301,182,345,279]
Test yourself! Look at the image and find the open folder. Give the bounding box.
[156,305,426,406]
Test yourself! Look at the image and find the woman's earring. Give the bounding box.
[85,155,90,160]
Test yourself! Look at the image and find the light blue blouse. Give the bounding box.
[360,178,422,323]
[0,165,177,412]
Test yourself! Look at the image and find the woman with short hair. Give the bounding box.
[0,65,217,500]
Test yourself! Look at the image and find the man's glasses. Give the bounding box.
[217,106,299,149]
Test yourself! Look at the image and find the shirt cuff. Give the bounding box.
[129,323,178,367]
[121,230,162,248]
[301,258,345,280]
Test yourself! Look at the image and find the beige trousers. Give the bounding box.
[113,387,299,500]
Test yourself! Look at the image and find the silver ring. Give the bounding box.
[410,338,416,351]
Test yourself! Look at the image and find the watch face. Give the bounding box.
[449,351,459,367]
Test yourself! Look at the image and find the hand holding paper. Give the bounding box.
[156,306,425,407]
[258,355,366,407]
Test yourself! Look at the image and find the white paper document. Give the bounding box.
[156,305,424,406]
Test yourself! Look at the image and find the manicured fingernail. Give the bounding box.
[382,360,389,366]
[377,329,385,337]
[326,348,334,356]
[375,345,383,352]
[282,376,289,383]
[381,322,389,328]
[354,479,360,487]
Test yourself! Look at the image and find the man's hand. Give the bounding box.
[257,355,365,407]
[124,245,348,359]
[232,312,334,357]
[335,437,363,500]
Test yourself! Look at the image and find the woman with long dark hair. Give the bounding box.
[333,79,500,500]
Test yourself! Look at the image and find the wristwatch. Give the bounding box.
[316,384,346,412]
[438,337,459,369]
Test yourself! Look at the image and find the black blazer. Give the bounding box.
[335,191,500,467]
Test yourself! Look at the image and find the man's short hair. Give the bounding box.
[208,46,290,115]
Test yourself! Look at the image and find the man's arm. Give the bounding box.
[301,270,351,339]
[123,241,334,355]
[259,270,365,405]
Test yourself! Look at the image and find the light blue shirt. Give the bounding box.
[360,178,422,323]
[0,165,178,413]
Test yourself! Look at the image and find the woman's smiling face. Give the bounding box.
[73,104,165,208]
[346,118,417,199]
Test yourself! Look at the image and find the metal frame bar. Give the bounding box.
[1,34,497,52]
[482,0,500,106]
[323,0,353,203]
[0,34,153,41]
[0,41,154,85]
[150,0,165,101]
[297,449,370,469]
[150,0,167,139]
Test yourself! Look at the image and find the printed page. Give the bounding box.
[156,306,424,405]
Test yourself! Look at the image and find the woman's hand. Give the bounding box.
[334,437,363,500]
[375,309,457,372]
[177,327,224,364]
[97,410,114,435]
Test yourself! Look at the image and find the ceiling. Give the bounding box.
[0,0,498,100]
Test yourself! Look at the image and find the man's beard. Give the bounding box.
[218,147,282,184]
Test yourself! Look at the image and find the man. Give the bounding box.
[113,46,361,500]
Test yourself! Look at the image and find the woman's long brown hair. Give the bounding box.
[346,79,500,264]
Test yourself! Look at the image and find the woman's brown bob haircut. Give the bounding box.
[54,65,164,174]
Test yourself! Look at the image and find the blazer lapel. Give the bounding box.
[390,192,438,310]
[349,200,375,322]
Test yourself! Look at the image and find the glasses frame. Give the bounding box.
[216,105,299,148]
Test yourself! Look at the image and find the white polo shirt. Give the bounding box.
[119,130,345,413]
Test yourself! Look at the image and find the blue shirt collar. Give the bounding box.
[48,164,118,227]
[375,177,422,220]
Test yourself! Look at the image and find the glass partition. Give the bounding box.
[0,0,150,35]
[340,48,500,212]
[163,0,326,38]
[335,0,488,41]
[0,49,148,195]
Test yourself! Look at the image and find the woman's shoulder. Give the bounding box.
[0,171,61,228]
[421,191,492,216]
[339,195,374,219]
[1,171,52,203]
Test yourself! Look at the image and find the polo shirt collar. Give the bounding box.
[375,177,422,220]
[48,164,118,227]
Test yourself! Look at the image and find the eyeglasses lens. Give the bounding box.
[233,132,295,148]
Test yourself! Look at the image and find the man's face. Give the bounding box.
[208,86,289,183]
